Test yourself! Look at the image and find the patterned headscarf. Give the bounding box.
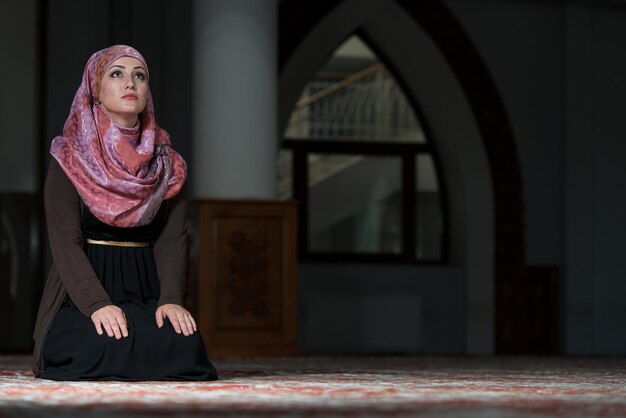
[50,45,187,228]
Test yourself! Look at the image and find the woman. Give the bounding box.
[32,45,218,381]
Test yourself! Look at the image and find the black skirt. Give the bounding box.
[39,200,218,381]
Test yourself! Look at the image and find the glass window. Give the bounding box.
[308,154,402,254]
[415,154,443,260]
[285,36,426,143]
[280,35,446,263]
[277,149,293,200]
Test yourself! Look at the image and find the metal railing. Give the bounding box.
[279,65,426,200]
[285,64,424,142]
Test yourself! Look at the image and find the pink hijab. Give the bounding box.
[50,45,187,228]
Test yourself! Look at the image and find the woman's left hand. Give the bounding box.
[155,304,197,336]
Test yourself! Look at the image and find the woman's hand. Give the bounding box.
[155,304,197,336]
[91,305,128,339]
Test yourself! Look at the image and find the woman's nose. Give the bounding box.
[125,77,136,89]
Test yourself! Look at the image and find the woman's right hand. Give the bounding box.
[91,305,129,339]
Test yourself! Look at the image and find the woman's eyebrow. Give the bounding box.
[109,65,146,70]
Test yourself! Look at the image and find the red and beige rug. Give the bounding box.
[1,356,625,417]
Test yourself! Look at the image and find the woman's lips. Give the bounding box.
[122,94,138,100]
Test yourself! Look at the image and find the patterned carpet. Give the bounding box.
[1,355,626,417]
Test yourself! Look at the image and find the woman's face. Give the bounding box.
[98,56,148,127]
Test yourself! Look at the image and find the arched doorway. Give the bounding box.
[279,0,556,354]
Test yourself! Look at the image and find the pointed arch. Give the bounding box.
[279,0,527,354]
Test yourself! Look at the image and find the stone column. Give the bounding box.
[193,0,278,198]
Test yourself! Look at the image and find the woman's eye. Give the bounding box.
[134,72,146,80]
[110,70,122,78]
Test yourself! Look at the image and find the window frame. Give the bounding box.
[282,138,449,264]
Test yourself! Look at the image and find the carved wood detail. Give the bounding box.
[196,199,299,356]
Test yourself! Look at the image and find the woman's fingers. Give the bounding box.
[102,319,115,338]
[93,305,198,339]
[177,312,191,336]
[185,314,196,334]
[117,313,129,338]
[113,320,122,339]
[109,315,127,339]
[156,304,197,336]
[94,319,104,336]
[181,313,196,335]
[91,305,128,339]
[169,311,183,334]
[179,312,197,336]
[155,308,164,328]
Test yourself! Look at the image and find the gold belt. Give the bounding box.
[86,239,152,248]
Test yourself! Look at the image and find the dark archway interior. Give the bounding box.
[279,0,559,354]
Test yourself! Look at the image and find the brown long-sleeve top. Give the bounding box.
[32,159,188,373]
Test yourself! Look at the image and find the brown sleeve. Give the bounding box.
[45,158,113,317]
[154,187,188,307]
